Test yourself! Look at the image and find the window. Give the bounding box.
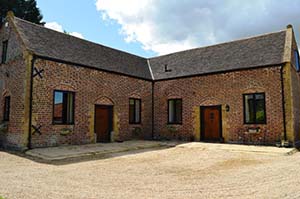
[1,40,8,64]
[168,99,182,124]
[243,93,266,124]
[294,50,300,71]
[53,90,75,124]
[3,96,10,121]
[129,98,141,124]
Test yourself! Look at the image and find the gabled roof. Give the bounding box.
[10,16,287,81]
[13,17,152,80]
[149,30,287,80]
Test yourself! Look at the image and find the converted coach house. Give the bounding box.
[0,12,300,150]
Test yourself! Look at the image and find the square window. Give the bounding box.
[2,40,8,64]
[3,96,10,121]
[243,93,266,124]
[168,99,182,124]
[129,98,141,124]
[294,50,300,71]
[53,90,75,124]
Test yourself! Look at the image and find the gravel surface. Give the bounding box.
[0,146,299,199]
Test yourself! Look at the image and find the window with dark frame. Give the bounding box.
[2,40,8,64]
[243,93,266,124]
[129,98,141,124]
[294,50,300,71]
[53,90,75,124]
[168,99,182,124]
[3,96,10,121]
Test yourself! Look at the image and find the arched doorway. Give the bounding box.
[94,97,114,143]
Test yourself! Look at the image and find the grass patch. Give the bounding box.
[0,196,5,199]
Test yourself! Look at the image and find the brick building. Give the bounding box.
[0,12,300,150]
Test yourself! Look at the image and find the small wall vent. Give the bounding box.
[164,64,172,72]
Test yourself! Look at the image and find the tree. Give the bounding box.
[0,0,44,25]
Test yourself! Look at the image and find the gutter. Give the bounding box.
[151,81,155,139]
[280,65,287,141]
[27,55,36,149]
[147,59,155,139]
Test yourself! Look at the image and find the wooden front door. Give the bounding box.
[95,105,113,143]
[200,105,222,141]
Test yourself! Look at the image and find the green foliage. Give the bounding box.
[60,128,72,136]
[0,122,8,134]
[0,0,44,25]
[166,125,177,133]
[132,127,142,139]
[256,110,265,122]
[0,196,5,199]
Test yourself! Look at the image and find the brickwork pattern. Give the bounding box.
[290,34,300,146]
[30,59,153,147]
[1,15,299,149]
[154,67,284,145]
[0,20,28,149]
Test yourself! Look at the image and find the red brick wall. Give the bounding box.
[0,19,28,149]
[1,16,297,149]
[290,34,300,146]
[153,66,284,145]
[31,59,153,147]
[290,67,300,145]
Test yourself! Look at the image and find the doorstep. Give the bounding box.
[25,140,178,161]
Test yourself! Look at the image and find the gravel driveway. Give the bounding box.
[0,146,299,199]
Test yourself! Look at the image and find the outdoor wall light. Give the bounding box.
[225,104,230,112]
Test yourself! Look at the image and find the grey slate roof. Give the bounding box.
[13,17,152,80]
[149,31,287,80]
[12,16,287,81]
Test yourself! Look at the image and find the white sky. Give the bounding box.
[95,0,300,55]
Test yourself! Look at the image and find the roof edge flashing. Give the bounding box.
[147,59,154,80]
[283,26,293,62]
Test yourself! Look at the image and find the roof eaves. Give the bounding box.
[154,62,287,82]
[34,54,153,81]
[149,30,287,60]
